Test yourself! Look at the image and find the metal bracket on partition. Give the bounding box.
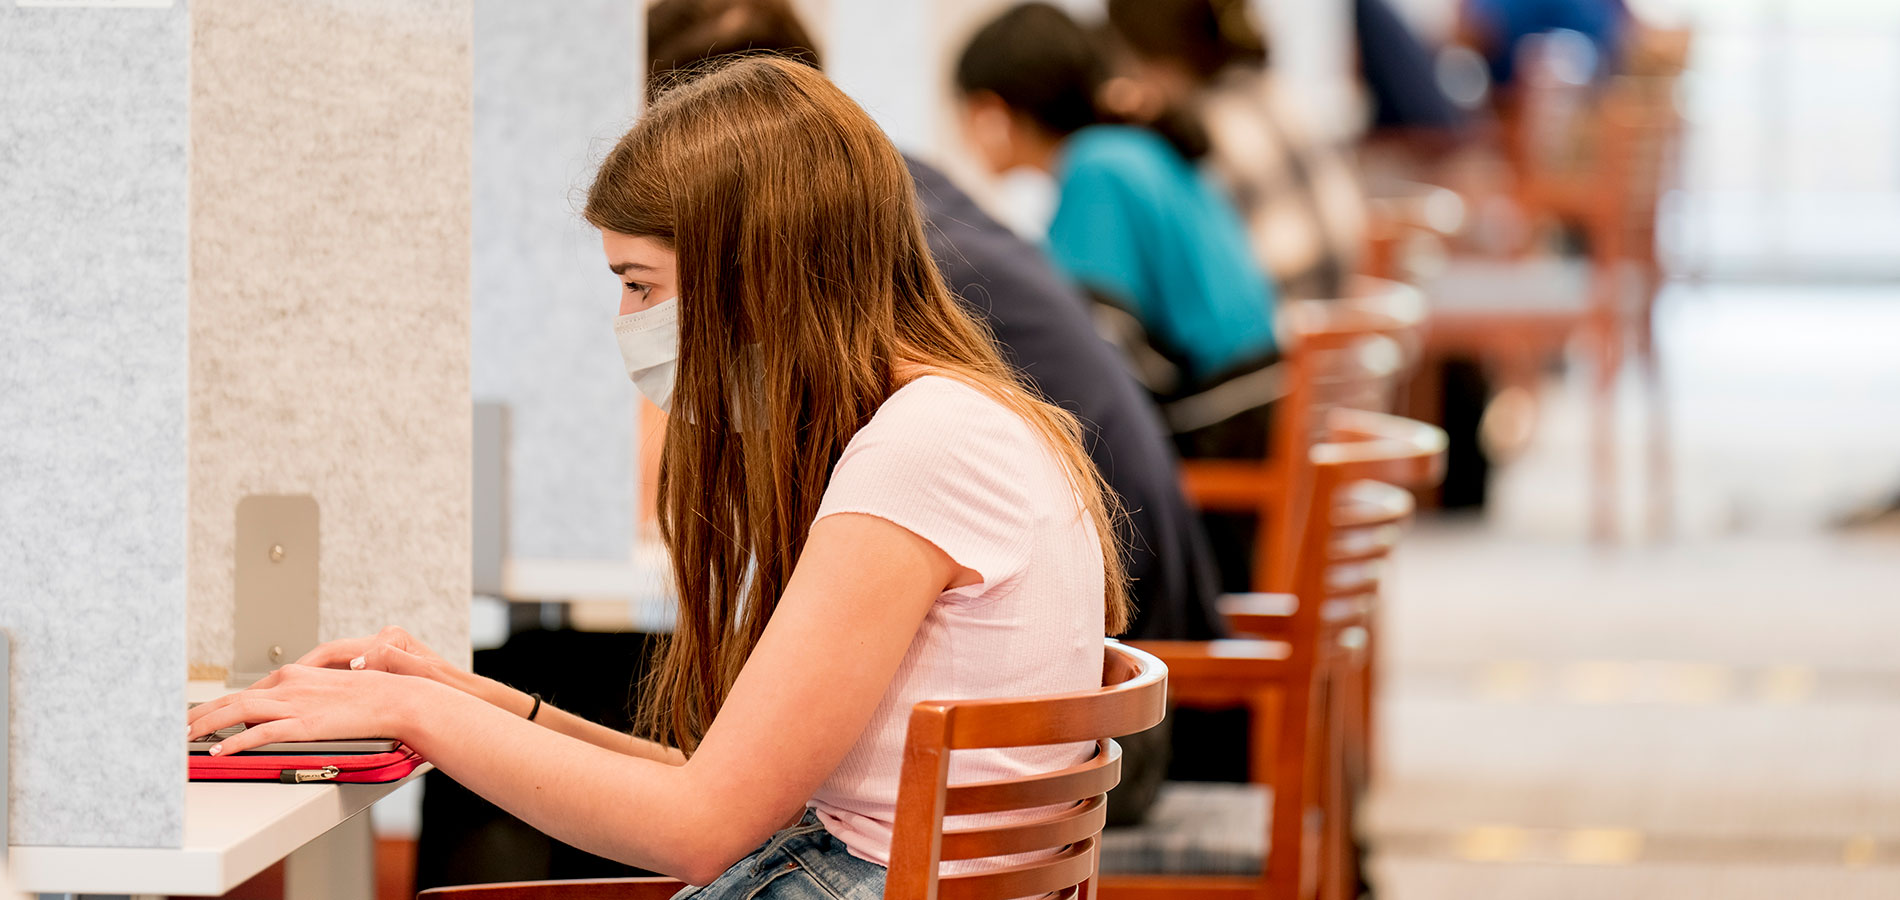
[230,495,320,686]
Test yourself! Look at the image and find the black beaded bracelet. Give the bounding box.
[526,692,544,722]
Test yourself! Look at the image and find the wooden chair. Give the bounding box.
[1103,329,1445,900]
[416,639,1169,900]
[1178,277,1429,593]
[1302,411,1445,900]
[1414,27,1689,539]
[1193,417,1446,900]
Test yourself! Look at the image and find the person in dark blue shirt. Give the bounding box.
[955,2,1285,596]
[647,1,1224,647]
[953,3,1282,406]
[1460,0,1630,88]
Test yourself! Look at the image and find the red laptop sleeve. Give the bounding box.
[189,746,425,784]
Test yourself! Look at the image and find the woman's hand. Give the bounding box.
[185,664,434,755]
[296,625,452,681]
[296,625,528,717]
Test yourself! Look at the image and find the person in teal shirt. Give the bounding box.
[954,2,1280,404]
[1050,126,1279,384]
[957,2,1285,595]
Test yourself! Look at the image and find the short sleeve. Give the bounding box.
[1047,155,1153,320]
[814,379,1048,598]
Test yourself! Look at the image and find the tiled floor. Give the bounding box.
[1365,283,1900,897]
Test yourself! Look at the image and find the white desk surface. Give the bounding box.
[8,681,430,896]
[501,552,676,632]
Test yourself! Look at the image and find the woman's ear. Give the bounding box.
[1097,74,1165,123]
[960,91,1020,174]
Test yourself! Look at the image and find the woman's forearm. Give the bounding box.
[535,701,688,765]
[451,671,687,765]
[393,679,762,884]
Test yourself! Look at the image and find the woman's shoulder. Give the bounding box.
[818,374,1067,573]
[870,375,1034,441]
[842,374,1057,476]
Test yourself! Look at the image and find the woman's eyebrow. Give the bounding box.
[610,261,655,275]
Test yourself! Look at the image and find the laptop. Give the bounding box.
[187,702,398,755]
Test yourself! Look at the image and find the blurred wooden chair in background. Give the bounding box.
[417,640,1169,900]
[1177,277,1429,594]
[1100,297,1446,900]
[1371,25,1688,540]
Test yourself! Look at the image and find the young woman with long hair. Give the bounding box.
[188,57,1129,898]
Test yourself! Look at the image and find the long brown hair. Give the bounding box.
[584,57,1130,755]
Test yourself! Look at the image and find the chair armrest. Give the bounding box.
[1216,593,1296,638]
[1315,409,1448,488]
[419,877,688,900]
[1126,639,1294,709]
[1179,460,1285,511]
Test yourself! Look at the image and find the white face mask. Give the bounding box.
[613,296,679,412]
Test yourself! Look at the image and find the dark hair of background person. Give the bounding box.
[955,2,1211,160]
[1105,0,1268,83]
[647,0,822,89]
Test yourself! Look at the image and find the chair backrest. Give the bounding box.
[882,640,1169,900]
[1179,277,1426,592]
[1294,409,1447,618]
[1264,283,1428,589]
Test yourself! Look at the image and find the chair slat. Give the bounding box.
[935,837,1098,900]
[1315,409,1449,485]
[1333,480,1415,529]
[1328,523,1403,564]
[1218,592,1297,638]
[935,653,1167,750]
[944,740,1120,816]
[888,634,1167,900]
[940,794,1107,861]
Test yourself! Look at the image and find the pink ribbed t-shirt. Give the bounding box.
[808,375,1106,867]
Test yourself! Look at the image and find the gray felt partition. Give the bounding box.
[0,2,192,849]
[471,0,646,565]
[3,0,473,850]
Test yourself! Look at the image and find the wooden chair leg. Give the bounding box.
[1264,683,1313,900]
[1320,663,1351,900]
[1637,265,1671,539]
[1324,637,1373,900]
[1589,307,1622,544]
[1357,622,1378,784]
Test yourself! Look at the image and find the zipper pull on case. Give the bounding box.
[280,765,341,784]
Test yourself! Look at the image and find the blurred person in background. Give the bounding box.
[956,2,1282,596]
[1457,0,1631,91]
[1104,0,1368,302]
[1355,0,1473,138]
[650,0,1228,653]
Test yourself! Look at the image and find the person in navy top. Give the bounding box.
[955,2,1286,595]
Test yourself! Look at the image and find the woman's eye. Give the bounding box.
[624,282,652,299]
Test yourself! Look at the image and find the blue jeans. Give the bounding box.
[673,810,887,900]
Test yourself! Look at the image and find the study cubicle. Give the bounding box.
[3,5,657,895]
[2,3,474,896]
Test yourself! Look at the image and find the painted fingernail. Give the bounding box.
[350,656,366,670]
[209,744,223,756]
